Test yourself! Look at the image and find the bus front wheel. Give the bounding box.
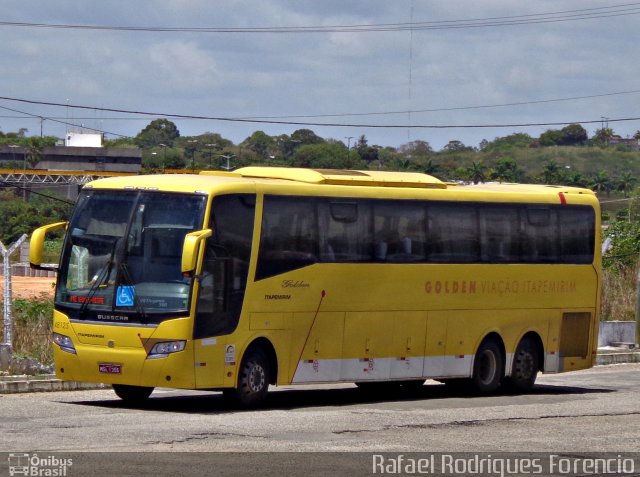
[112,384,154,403]
[471,339,503,394]
[225,349,270,407]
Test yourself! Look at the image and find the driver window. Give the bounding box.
[194,194,256,338]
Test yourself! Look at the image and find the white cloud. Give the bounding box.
[0,0,639,148]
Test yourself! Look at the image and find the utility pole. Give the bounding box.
[345,136,353,164]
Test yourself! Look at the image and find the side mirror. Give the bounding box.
[181,229,213,273]
[30,221,68,269]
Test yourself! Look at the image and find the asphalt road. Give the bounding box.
[1,364,639,476]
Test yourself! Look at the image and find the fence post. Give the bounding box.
[1,234,28,349]
[637,266,640,346]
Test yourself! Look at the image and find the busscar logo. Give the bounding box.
[8,453,73,476]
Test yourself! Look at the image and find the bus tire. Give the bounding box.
[506,337,539,392]
[227,348,270,407]
[471,338,503,394]
[112,384,154,403]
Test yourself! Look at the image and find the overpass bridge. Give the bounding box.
[0,168,136,186]
[0,168,200,201]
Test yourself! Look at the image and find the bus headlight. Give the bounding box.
[52,333,77,354]
[147,341,186,359]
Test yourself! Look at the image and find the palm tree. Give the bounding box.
[423,159,440,176]
[617,172,637,198]
[540,160,561,185]
[590,170,612,196]
[467,161,487,184]
[565,170,586,187]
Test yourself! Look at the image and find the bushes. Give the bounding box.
[602,218,640,321]
[1,296,53,365]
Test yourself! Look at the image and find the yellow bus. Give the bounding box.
[30,167,601,406]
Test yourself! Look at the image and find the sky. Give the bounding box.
[1,1,639,151]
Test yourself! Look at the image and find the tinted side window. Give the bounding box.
[373,201,426,262]
[256,196,318,280]
[479,206,521,262]
[559,206,595,263]
[521,207,559,262]
[254,195,595,278]
[319,200,372,262]
[428,204,479,262]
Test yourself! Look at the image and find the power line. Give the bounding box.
[1,3,640,34]
[1,95,639,132]
[0,103,129,138]
[3,89,639,126]
[240,90,640,120]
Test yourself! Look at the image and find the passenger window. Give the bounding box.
[427,204,479,262]
[256,197,318,280]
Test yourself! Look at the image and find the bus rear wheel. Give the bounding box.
[112,384,154,403]
[506,337,539,392]
[225,349,270,407]
[471,339,503,394]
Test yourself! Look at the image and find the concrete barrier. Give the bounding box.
[0,375,106,394]
[10,263,56,278]
[598,321,637,347]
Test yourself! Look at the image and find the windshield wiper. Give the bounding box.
[78,239,118,318]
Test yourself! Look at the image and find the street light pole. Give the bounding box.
[159,144,167,172]
[205,144,217,169]
[219,154,235,171]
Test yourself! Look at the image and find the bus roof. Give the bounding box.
[83,167,597,204]
[203,167,448,189]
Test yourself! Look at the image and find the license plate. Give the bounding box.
[99,363,122,374]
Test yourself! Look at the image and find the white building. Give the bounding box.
[65,131,104,147]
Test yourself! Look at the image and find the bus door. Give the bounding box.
[194,194,256,388]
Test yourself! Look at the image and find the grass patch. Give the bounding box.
[601,264,639,322]
[1,295,53,365]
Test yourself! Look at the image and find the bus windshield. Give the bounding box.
[55,190,207,324]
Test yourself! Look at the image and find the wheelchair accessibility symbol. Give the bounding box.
[116,286,135,307]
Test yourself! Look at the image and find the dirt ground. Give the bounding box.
[0,276,56,300]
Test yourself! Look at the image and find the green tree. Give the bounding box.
[442,140,473,152]
[559,124,588,145]
[603,219,640,271]
[590,170,612,195]
[539,129,563,146]
[355,135,379,163]
[467,161,487,184]
[592,127,615,146]
[616,172,637,198]
[491,158,522,183]
[242,131,274,160]
[398,140,433,156]
[540,160,562,184]
[0,190,70,243]
[564,170,587,187]
[291,142,351,169]
[135,119,180,148]
[483,133,535,151]
[423,158,440,175]
[290,129,325,146]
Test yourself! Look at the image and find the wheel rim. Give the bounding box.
[515,349,535,380]
[247,362,266,394]
[478,349,497,385]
